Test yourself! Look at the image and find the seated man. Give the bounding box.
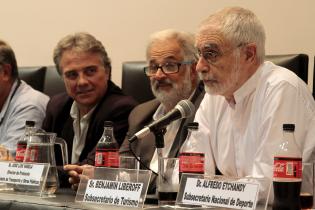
[120,29,203,181]
[192,6,315,201]
[0,40,49,159]
[65,29,204,191]
[42,32,137,168]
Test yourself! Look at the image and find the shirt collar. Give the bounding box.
[152,104,167,121]
[233,63,264,105]
[70,101,96,121]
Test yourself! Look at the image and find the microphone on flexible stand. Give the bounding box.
[128,99,196,183]
[128,99,195,145]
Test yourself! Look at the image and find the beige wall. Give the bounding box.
[1,0,314,90]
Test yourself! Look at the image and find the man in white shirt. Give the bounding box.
[193,6,315,201]
[0,40,49,159]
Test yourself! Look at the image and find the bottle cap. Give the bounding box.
[25,120,35,127]
[283,124,295,131]
[186,122,199,130]
[104,121,114,127]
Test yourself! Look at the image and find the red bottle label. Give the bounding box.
[15,144,27,162]
[95,149,119,168]
[273,156,302,179]
[179,152,205,173]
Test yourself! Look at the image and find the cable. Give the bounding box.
[128,141,158,176]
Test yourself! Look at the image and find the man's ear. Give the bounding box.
[244,43,257,63]
[0,64,12,81]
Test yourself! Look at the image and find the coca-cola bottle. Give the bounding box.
[94,121,119,167]
[179,122,204,180]
[15,120,35,162]
[272,124,302,210]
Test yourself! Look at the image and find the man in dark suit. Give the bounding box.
[65,29,204,191]
[42,32,137,169]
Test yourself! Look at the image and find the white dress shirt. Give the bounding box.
[0,80,49,153]
[70,102,96,163]
[192,61,315,201]
[150,104,182,173]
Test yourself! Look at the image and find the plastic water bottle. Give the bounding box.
[272,124,302,210]
[179,122,204,180]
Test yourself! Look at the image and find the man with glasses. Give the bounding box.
[42,33,137,177]
[119,29,204,193]
[191,7,315,200]
[0,40,48,160]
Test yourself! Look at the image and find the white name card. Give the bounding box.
[83,179,143,208]
[0,162,45,186]
[182,178,259,210]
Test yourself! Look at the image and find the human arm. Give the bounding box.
[251,77,315,202]
[0,145,13,161]
[1,98,48,153]
[63,164,94,190]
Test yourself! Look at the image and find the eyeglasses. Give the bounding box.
[144,61,193,76]
[198,43,245,65]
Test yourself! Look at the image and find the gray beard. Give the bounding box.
[152,79,193,110]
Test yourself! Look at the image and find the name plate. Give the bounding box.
[83,179,143,207]
[181,177,259,210]
[0,162,46,186]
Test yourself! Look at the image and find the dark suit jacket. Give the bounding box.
[42,81,138,166]
[119,82,205,193]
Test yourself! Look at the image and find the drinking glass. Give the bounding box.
[118,156,140,182]
[158,157,179,207]
[120,156,140,170]
[300,162,314,209]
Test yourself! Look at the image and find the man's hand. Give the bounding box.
[0,145,13,161]
[64,164,93,190]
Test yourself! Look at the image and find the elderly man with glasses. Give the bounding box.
[118,29,204,194]
[65,29,205,192]
[189,7,315,201]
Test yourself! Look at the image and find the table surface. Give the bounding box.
[0,188,269,210]
[0,188,162,210]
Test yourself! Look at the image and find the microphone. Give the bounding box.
[128,99,195,143]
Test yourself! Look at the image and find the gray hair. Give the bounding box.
[53,32,111,77]
[199,7,266,63]
[146,29,198,62]
[0,40,18,79]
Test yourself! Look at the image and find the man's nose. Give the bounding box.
[77,72,89,85]
[196,57,210,73]
[153,67,166,79]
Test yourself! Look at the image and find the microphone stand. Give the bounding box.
[153,127,166,158]
[152,128,166,198]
